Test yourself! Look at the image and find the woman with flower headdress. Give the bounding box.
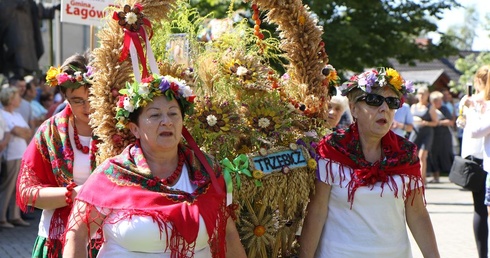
[16,53,100,257]
[63,74,246,258]
[299,68,440,257]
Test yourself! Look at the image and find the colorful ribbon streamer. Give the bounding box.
[113,4,157,82]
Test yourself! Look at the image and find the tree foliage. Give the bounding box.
[454,52,490,92]
[190,0,462,73]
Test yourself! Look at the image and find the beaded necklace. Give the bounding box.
[71,118,98,165]
[72,120,90,154]
[155,151,185,186]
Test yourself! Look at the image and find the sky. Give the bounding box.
[433,0,490,51]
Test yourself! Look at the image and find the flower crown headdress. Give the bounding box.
[115,74,196,129]
[45,65,95,88]
[339,67,414,96]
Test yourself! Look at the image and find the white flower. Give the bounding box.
[180,85,193,98]
[123,97,135,112]
[127,87,136,98]
[236,66,248,76]
[258,117,270,128]
[378,77,386,87]
[138,83,150,96]
[164,75,182,85]
[206,115,218,126]
[125,12,138,25]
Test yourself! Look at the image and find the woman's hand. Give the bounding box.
[406,188,440,258]
[63,201,104,258]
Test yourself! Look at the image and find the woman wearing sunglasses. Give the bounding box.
[300,68,440,258]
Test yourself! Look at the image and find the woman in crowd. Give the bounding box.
[0,87,31,228]
[427,91,454,183]
[16,53,99,257]
[409,86,439,185]
[299,68,439,257]
[326,94,350,129]
[63,75,246,257]
[39,91,55,115]
[391,97,413,138]
[462,65,490,258]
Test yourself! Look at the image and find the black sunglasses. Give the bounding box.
[356,93,401,109]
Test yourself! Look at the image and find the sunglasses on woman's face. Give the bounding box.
[356,93,401,109]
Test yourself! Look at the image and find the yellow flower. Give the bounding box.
[46,66,61,87]
[252,170,265,179]
[386,68,403,90]
[307,158,317,169]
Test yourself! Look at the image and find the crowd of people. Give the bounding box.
[0,48,487,258]
[0,71,65,230]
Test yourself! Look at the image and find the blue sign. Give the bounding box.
[252,149,307,174]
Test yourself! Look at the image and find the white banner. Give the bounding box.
[61,0,115,26]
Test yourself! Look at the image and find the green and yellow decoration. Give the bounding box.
[90,0,338,256]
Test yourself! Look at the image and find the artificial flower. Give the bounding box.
[45,66,94,88]
[340,67,413,96]
[386,68,403,90]
[206,115,218,126]
[258,117,270,128]
[115,74,195,129]
[125,12,138,25]
[236,66,249,76]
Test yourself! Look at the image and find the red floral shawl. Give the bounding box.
[316,122,423,207]
[16,105,98,256]
[73,141,228,258]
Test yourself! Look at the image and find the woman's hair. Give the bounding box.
[59,53,91,94]
[475,65,490,100]
[416,86,429,95]
[429,91,443,103]
[40,91,54,105]
[330,95,349,112]
[0,87,19,106]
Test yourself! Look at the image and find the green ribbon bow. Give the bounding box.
[221,154,252,193]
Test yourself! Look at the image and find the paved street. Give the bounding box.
[410,176,478,258]
[0,176,481,257]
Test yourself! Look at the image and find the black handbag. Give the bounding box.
[449,155,487,192]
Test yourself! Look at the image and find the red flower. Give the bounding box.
[187,95,196,103]
[170,82,179,93]
[117,96,125,108]
[142,75,154,83]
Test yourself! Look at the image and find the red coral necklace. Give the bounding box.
[157,151,185,185]
[72,120,90,154]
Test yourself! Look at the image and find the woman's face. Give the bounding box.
[65,87,91,125]
[432,97,443,109]
[416,90,429,103]
[129,96,183,153]
[41,96,54,110]
[351,88,397,140]
[326,102,344,128]
[10,92,22,109]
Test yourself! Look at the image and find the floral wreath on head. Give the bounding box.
[115,74,196,129]
[45,65,95,88]
[339,67,414,96]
